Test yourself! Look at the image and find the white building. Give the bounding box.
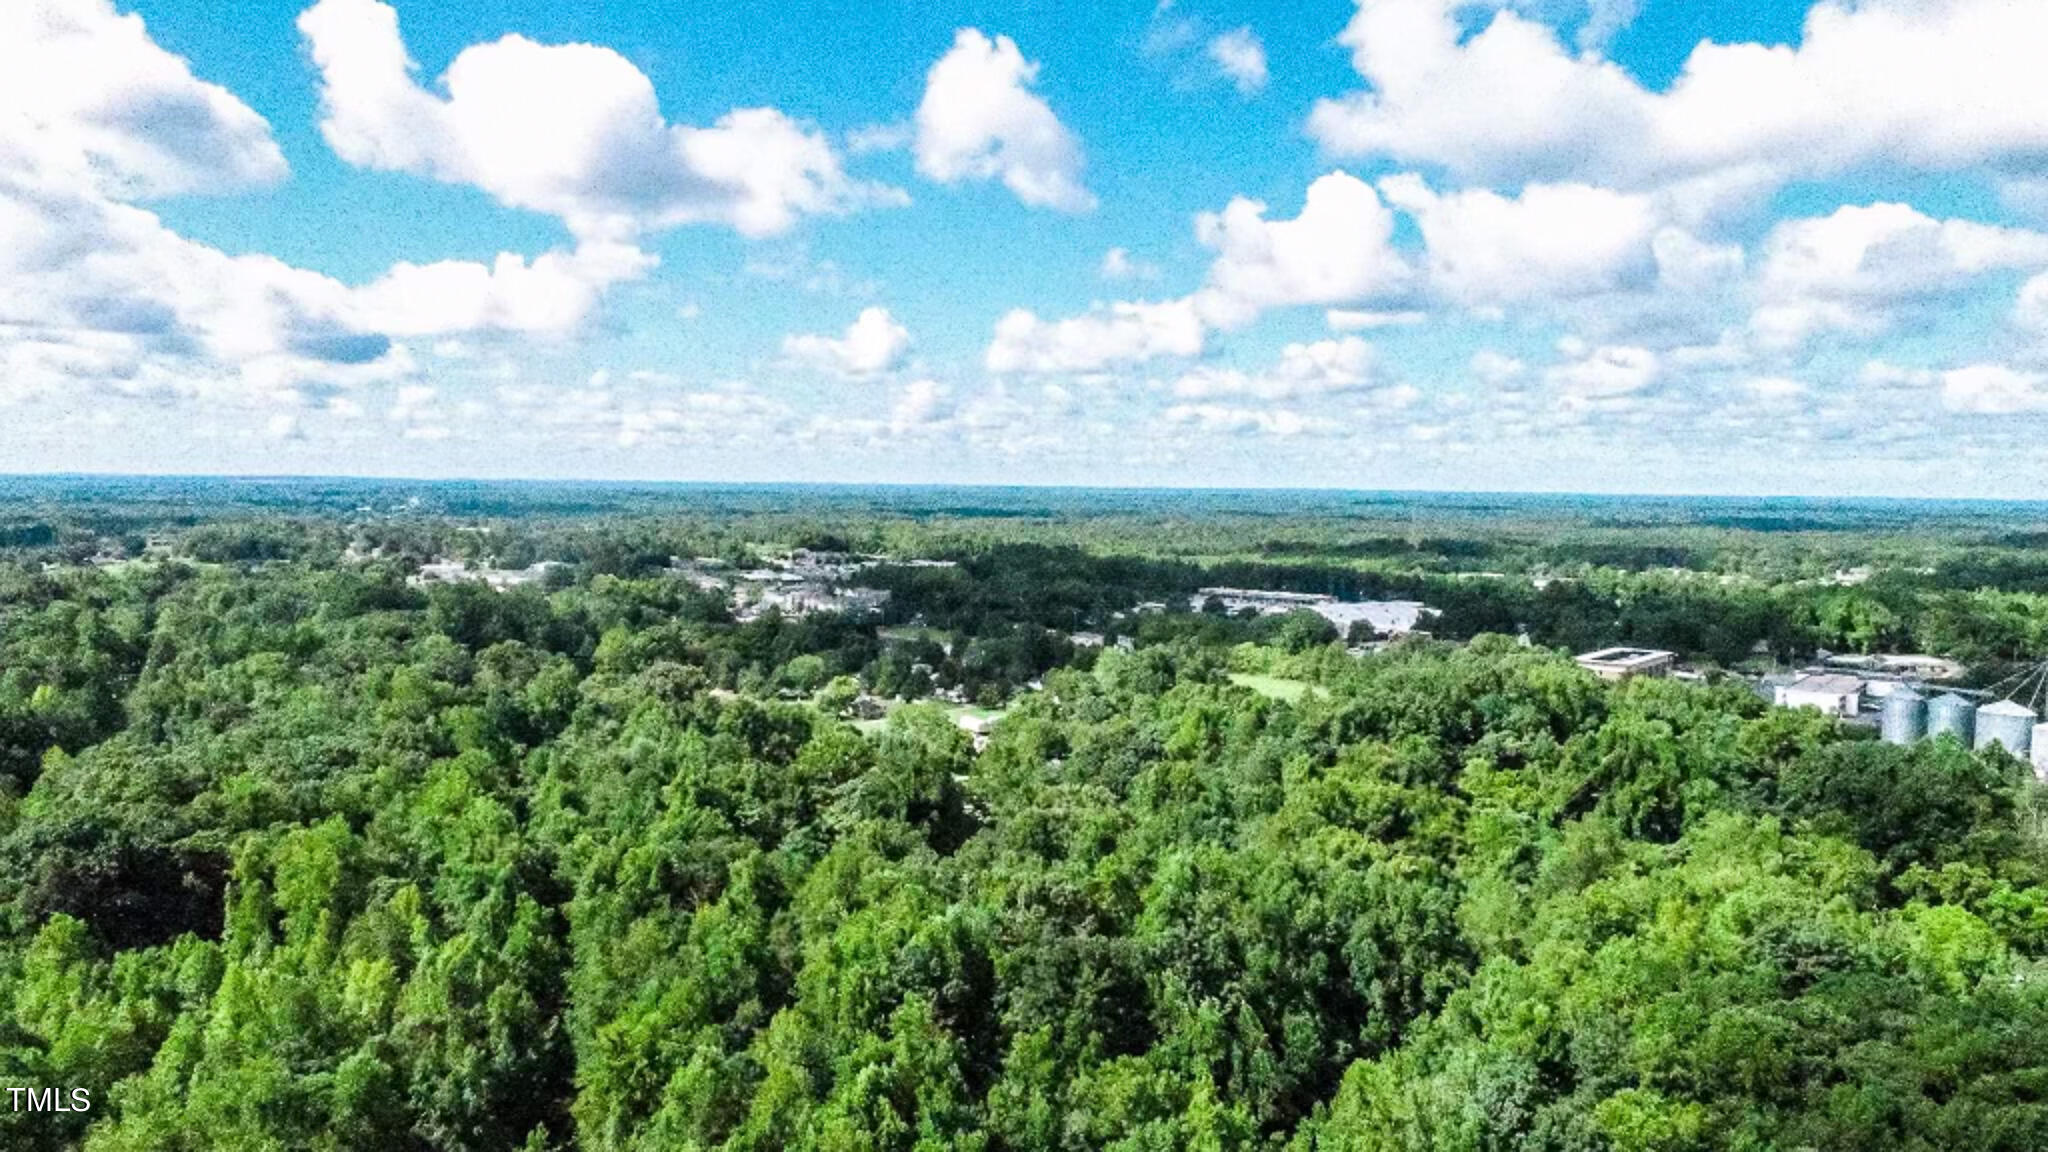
[1775,673,1864,718]
[1575,647,1676,682]
[1190,588,1438,637]
[1314,600,1435,637]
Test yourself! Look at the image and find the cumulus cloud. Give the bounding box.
[1471,350,1529,388]
[1544,339,1660,402]
[0,4,388,403]
[890,378,952,432]
[914,29,1094,212]
[1163,404,1330,437]
[986,171,1410,373]
[1192,171,1411,328]
[1207,27,1269,96]
[1309,0,2048,199]
[1328,309,1426,331]
[1171,337,1380,400]
[0,0,663,413]
[1381,174,1659,306]
[299,0,899,240]
[1938,364,2048,414]
[986,298,1205,374]
[2016,273,2048,334]
[1752,203,2048,349]
[784,307,913,377]
[618,388,793,447]
[1,0,287,199]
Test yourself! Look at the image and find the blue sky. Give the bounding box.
[5,0,2048,496]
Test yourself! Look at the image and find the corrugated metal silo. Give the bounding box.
[1974,700,2036,756]
[1927,694,1976,743]
[1880,688,1926,746]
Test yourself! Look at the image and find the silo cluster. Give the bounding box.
[1873,685,2048,780]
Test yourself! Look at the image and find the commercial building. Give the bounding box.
[1574,647,1676,682]
[1191,588,1438,637]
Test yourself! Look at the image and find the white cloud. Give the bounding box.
[1163,404,1330,437]
[1652,227,1746,292]
[2017,273,2048,334]
[1381,174,1659,306]
[1207,27,1269,96]
[0,0,658,414]
[1101,247,1163,282]
[1544,341,1659,400]
[1940,364,2048,414]
[1471,350,1528,388]
[1309,0,2048,198]
[1753,203,2048,348]
[914,29,1094,212]
[1193,171,1410,329]
[1171,337,1379,400]
[1575,0,1644,53]
[784,307,913,377]
[618,388,792,447]
[985,171,1409,373]
[890,378,952,431]
[353,243,654,337]
[298,0,899,240]
[1328,309,1426,331]
[986,298,1204,374]
[1739,376,1807,403]
[0,0,287,199]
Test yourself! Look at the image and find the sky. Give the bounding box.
[5,0,2048,496]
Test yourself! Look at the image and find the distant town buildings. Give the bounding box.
[1574,647,1676,682]
[667,550,938,622]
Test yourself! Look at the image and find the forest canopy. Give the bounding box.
[1,485,2046,1149]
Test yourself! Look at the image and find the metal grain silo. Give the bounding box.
[1974,700,2036,756]
[1880,688,1926,746]
[1927,694,1976,743]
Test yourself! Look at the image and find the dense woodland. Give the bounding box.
[2,482,2048,1149]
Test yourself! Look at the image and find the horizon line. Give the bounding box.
[4,470,2047,508]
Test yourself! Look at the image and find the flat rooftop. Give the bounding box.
[1577,647,1675,667]
[1786,673,1864,695]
